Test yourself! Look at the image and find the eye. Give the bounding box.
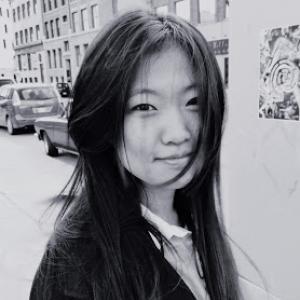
[186,97,200,108]
[132,104,157,111]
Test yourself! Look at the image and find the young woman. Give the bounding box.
[30,10,242,300]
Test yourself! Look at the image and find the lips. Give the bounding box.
[155,153,192,165]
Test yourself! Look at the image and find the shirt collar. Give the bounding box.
[141,204,191,240]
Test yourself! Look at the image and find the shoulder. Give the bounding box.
[30,235,96,300]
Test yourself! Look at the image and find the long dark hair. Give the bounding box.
[49,10,241,300]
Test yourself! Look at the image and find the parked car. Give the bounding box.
[56,82,71,98]
[0,83,64,134]
[34,101,77,157]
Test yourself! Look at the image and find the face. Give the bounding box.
[119,46,200,190]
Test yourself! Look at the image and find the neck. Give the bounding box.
[141,186,179,226]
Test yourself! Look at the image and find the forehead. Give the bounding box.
[131,46,195,95]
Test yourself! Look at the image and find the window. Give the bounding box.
[64,40,69,51]
[75,45,81,67]
[72,11,78,33]
[66,59,71,80]
[175,0,190,21]
[61,76,64,82]
[56,76,59,82]
[42,0,46,12]
[15,32,19,45]
[0,7,2,16]
[54,0,57,9]
[6,9,9,18]
[81,8,88,31]
[48,0,52,10]
[18,55,22,70]
[36,25,40,40]
[34,77,38,82]
[33,0,37,13]
[47,50,51,68]
[62,15,67,22]
[155,5,168,14]
[29,78,33,83]
[50,20,54,37]
[27,1,30,16]
[17,6,20,20]
[20,30,23,44]
[58,48,62,67]
[13,9,16,22]
[3,39,6,49]
[29,27,33,41]
[22,4,25,18]
[50,76,53,83]
[90,5,99,29]
[61,0,65,5]
[27,53,32,70]
[55,18,60,36]
[45,22,49,39]
[83,43,89,53]
[53,49,57,68]
[25,29,28,43]
[4,24,7,33]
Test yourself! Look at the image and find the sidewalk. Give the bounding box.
[0,192,53,300]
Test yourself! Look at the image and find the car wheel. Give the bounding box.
[6,116,16,135]
[43,132,58,157]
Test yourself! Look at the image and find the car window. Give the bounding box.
[17,87,57,100]
[0,86,10,98]
[0,86,5,98]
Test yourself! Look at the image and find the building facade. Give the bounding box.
[41,0,72,84]
[68,0,151,84]
[199,21,229,86]
[11,0,45,83]
[7,0,229,86]
[151,0,229,85]
[0,0,14,79]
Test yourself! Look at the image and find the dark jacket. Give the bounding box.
[30,236,198,300]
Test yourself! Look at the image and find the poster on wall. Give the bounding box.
[259,25,300,121]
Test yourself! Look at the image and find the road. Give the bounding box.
[0,127,77,300]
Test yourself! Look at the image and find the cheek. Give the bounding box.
[119,117,155,173]
[187,113,200,145]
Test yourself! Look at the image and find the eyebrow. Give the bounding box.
[130,83,198,98]
[182,83,198,93]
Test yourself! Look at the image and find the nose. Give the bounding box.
[161,108,191,145]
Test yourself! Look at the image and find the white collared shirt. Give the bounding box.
[141,205,209,300]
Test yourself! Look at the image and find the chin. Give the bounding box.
[155,171,194,190]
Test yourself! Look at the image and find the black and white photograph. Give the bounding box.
[0,1,299,300]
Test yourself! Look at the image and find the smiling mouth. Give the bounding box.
[156,154,192,165]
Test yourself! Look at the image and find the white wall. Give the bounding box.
[223,1,300,299]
